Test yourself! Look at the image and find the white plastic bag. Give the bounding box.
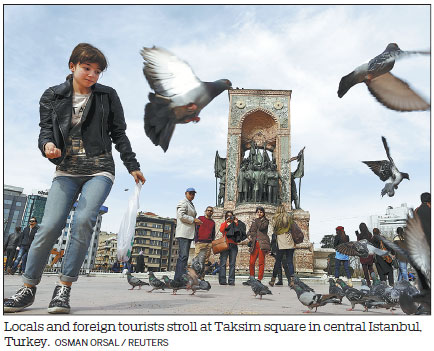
[117,182,142,262]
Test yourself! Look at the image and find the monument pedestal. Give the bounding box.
[212,206,313,275]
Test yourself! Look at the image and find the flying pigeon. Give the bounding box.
[362,136,409,197]
[291,283,340,313]
[147,271,166,292]
[141,46,232,152]
[378,213,430,314]
[336,239,389,257]
[126,271,149,290]
[247,276,272,299]
[328,278,345,303]
[338,43,430,111]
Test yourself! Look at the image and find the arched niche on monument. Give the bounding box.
[236,109,281,205]
[240,109,278,155]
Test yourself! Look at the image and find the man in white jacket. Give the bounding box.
[174,188,203,282]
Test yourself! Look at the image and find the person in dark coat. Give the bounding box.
[136,251,145,273]
[4,227,21,273]
[372,228,394,286]
[9,218,39,275]
[415,192,430,246]
[355,222,374,287]
[245,207,270,284]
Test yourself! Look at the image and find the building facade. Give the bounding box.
[133,212,178,272]
[94,231,117,270]
[3,185,27,240]
[369,203,410,238]
[21,190,49,228]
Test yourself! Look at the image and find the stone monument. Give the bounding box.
[213,88,314,274]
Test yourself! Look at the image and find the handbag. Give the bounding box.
[290,221,304,244]
[380,240,393,264]
[212,235,229,254]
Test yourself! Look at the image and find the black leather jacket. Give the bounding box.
[38,79,140,173]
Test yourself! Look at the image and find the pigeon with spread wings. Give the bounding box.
[362,136,409,197]
[336,239,389,257]
[338,43,430,112]
[141,46,232,152]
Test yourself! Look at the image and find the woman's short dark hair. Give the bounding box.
[256,206,265,215]
[66,43,108,80]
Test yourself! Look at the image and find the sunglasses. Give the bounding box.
[29,220,36,223]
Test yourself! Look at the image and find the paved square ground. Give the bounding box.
[3,273,405,315]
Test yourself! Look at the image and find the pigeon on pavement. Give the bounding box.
[291,283,340,313]
[362,136,409,197]
[328,278,345,303]
[141,46,232,152]
[126,271,149,290]
[248,276,272,299]
[360,279,371,295]
[293,275,315,292]
[336,278,381,312]
[336,239,389,257]
[147,271,166,292]
[338,43,430,111]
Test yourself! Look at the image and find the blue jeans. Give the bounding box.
[12,247,29,272]
[174,237,192,281]
[219,244,238,284]
[334,259,351,279]
[397,260,409,281]
[23,176,113,285]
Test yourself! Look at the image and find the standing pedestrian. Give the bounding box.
[244,207,270,284]
[393,227,408,281]
[218,211,240,285]
[135,251,145,273]
[9,218,39,275]
[174,188,202,283]
[355,222,374,287]
[372,228,394,286]
[415,192,431,245]
[269,205,295,287]
[194,206,215,278]
[333,226,353,287]
[4,226,21,273]
[4,43,145,314]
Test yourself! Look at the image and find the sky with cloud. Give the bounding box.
[3,4,430,245]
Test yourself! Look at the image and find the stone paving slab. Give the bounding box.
[3,273,405,315]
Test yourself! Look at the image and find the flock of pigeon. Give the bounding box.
[333,214,431,315]
[126,250,211,295]
[136,43,430,314]
[125,215,430,314]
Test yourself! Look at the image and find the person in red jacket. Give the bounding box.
[194,206,215,278]
[218,211,240,285]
